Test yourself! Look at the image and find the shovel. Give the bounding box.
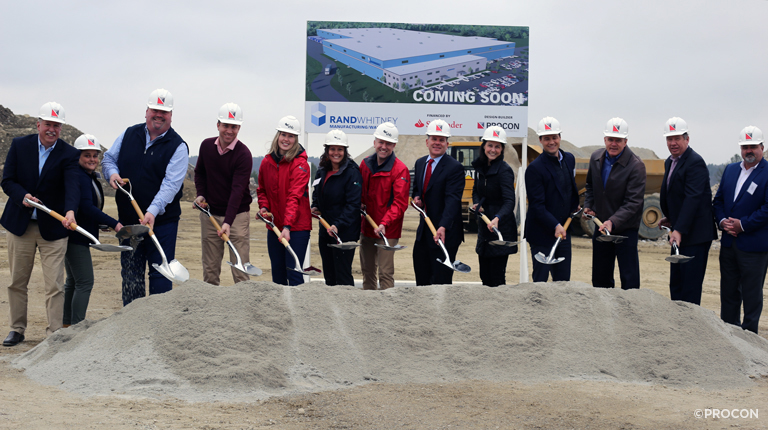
[661,226,694,264]
[534,208,583,265]
[115,179,189,283]
[311,213,360,250]
[409,198,471,273]
[360,208,406,251]
[24,198,133,252]
[114,224,149,251]
[194,202,262,276]
[256,212,321,276]
[468,206,518,247]
[583,214,628,243]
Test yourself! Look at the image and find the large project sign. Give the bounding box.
[305,21,529,137]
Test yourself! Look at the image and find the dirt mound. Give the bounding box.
[15,280,768,402]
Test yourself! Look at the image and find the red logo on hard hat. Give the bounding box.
[669,124,676,131]
[87,139,95,146]
[228,111,235,119]
[545,123,552,130]
[613,125,620,133]
[415,119,425,128]
[51,109,59,118]
[436,125,443,132]
[157,97,165,105]
[493,130,500,138]
[746,133,753,140]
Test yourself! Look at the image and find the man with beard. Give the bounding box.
[102,89,189,305]
[712,126,768,333]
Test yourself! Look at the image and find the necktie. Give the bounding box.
[666,157,678,190]
[422,159,434,198]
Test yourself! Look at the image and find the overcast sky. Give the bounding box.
[2,0,766,164]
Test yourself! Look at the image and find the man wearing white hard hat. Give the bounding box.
[583,118,645,290]
[1,102,80,346]
[194,103,253,285]
[102,89,189,305]
[311,130,362,286]
[659,117,717,305]
[525,116,579,282]
[359,122,410,290]
[712,126,768,333]
[411,119,465,285]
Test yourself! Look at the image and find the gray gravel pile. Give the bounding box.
[15,280,768,401]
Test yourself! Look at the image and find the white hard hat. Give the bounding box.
[739,126,764,146]
[324,129,349,147]
[426,119,451,137]
[73,134,102,152]
[663,117,688,137]
[218,103,243,125]
[604,117,629,138]
[482,126,507,144]
[276,115,301,135]
[536,116,561,136]
[147,89,173,112]
[373,122,399,143]
[38,102,65,124]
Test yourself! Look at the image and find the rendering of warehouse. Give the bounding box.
[314,28,516,92]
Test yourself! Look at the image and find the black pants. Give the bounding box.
[479,254,509,287]
[318,233,355,286]
[413,235,459,285]
[530,240,571,282]
[719,244,768,334]
[592,228,640,289]
[669,241,711,305]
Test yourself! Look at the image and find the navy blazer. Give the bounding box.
[411,153,465,247]
[524,149,579,247]
[660,146,717,246]
[713,158,768,252]
[1,134,81,240]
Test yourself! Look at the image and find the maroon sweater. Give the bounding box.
[194,137,253,225]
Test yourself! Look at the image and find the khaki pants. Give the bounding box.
[200,211,251,285]
[7,222,67,336]
[359,235,398,290]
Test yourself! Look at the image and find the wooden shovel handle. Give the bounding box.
[208,216,229,242]
[591,216,604,227]
[423,216,438,237]
[364,213,380,230]
[46,209,78,230]
[129,199,154,236]
[557,216,574,240]
[264,212,290,247]
[316,216,332,231]
[479,213,493,226]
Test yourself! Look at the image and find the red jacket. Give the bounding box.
[360,153,410,238]
[257,149,312,232]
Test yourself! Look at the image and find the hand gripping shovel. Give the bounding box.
[256,212,321,276]
[360,208,406,251]
[311,213,360,250]
[409,198,471,273]
[468,206,518,247]
[583,214,627,244]
[661,226,694,264]
[24,198,133,252]
[115,179,189,283]
[534,208,583,265]
[194,202,262,276]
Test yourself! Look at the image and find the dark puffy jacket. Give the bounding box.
[311,158,362,243]
[472,157,518,257]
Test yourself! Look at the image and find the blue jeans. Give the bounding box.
[121,222,177,306]
[267,230,310,286]
[63,243,94,325]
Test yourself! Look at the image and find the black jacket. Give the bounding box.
[311,158,362,243]
[69,167,119,247]
[411,154,465,247]
[472,157,518,256]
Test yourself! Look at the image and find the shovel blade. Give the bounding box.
[152,260,189,283]
[90,243,134,252]
[453,260,472,273]
[327,242,360,250]
[489,240,518,247]
[595,235,627,243]
[665,255,694,264]
[226,261,263,276]
[287,265,322,276]
[115,225,150,239]
[534,252,565,265]
[374,243,407,251]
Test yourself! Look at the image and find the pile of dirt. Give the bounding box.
[14,280,768,402]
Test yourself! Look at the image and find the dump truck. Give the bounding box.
[449,141,666,240]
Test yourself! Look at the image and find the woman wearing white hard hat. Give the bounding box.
[63,135,123,326]
[471,126,517,287]
[257,116,312,285]
[310,130,362,286]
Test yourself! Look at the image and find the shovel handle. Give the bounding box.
[557,216,574,239]
[45,208,79,231]
[207,216,229,242]
[316,215,332,231]
[479,213,493,226]
[263,213,290,247]
[364,213,380,230]
[128,199,155,236]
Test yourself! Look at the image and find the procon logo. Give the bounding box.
[157,97,165,106]
[669,124,676,131]
[480,122,520,130]
[87,139,96,146]
[746,133,753,140]
[493,130,500,138]
[416,120,462,129]
[228,111,236,119]
[545,123,552,131]
[51,109,59,118]
[613,125,620,132]
[415,119,425,128]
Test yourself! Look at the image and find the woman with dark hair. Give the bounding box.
[471,126,518,287]
[311,130,362,286]
[257,115,312,286]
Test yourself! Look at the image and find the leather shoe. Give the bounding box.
[3,331,24,347]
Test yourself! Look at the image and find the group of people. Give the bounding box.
[527,115,766,335]
[1,91,764,348]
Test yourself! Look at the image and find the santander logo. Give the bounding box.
[415,119,425,128]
